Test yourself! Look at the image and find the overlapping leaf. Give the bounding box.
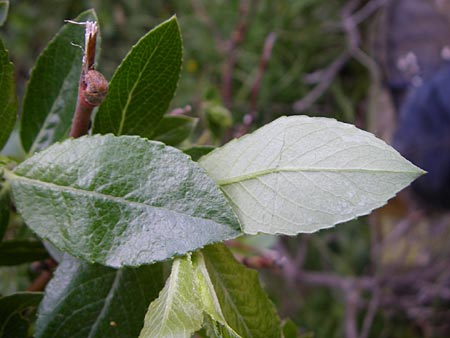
[0,38,17,151]
[7,134,241,267]
[0,292,43,338]
[194,244,281,338]
[35,255,163,338]
[0,1,8,27]
[184,146,215,162]
[20,9,98,154]
[93,16,182,138]
[139,255,204,338]
[200,115,424,235]
[152,115,197,146]
[0,241,48,266]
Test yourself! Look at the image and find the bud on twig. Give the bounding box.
[67,20,108,138]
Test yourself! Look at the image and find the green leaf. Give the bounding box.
[152,115,197,146]
[0,179,10,241]
[7,134,241,267]
[0,1,8,26]
[139,255,204,338]
[0,240,49,266]
[184,146,215,162]
[199,115,424,235]
[20,9,99,154]
[0,292,43,338]
[0,38,17,151]
[193,244,282,338]
[281,319,300,338]
[35,254,163,338]
[93,16,182,138]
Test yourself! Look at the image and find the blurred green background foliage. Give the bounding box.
[2,1,449,337]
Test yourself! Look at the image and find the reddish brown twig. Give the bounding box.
[293,52,350,113]
[69,21,108,138]
[236,32,277,137]
[221,0,256,108]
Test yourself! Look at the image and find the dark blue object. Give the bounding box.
[394,67,450,209]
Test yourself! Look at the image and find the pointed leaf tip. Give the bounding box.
[200,115,424,235]
[93,16,182,139]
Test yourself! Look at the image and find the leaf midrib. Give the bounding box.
[117,20,171,135]
[196,253,243,338]
[28,61,79,154]
[87,269,122,338]
[7,171,215,224]
[215,167,422,186]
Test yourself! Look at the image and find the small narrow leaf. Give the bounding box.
[194,244,282,338]
[93,16,182,138]
[36,255,163,338]
[0,240,49,266]
[0,1,8,26]
[20,9,99,154]
[139,255,204,338]
[152,115,197,146]
[200,115,424,235]
[7,135,241,267]
[0,292,43,338]
[0,38,17,151]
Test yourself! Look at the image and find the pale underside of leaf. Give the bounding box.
[200,115,424,235]
[139,255,203,338]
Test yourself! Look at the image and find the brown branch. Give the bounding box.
[236,32,277,137]
[292,0,387,114]
[69,21,108,138]
[359,288,380,338]
[221,0,256,108]
[190,0,225,51]
[345,289,360,338]
[351,0,389,25]
[27,259,57,292]
[292,52,350,113]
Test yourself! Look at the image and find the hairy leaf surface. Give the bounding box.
[7,135,241,267]
[200,115,424,234]
[93,16,182,138]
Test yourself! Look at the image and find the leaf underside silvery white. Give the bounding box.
[200,115,424,235]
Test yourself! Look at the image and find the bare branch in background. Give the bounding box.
[236,32,277,137]
[221,0,258,108]
[293,0,387,114]
[190,0,225,50]
[293,52,350,113]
